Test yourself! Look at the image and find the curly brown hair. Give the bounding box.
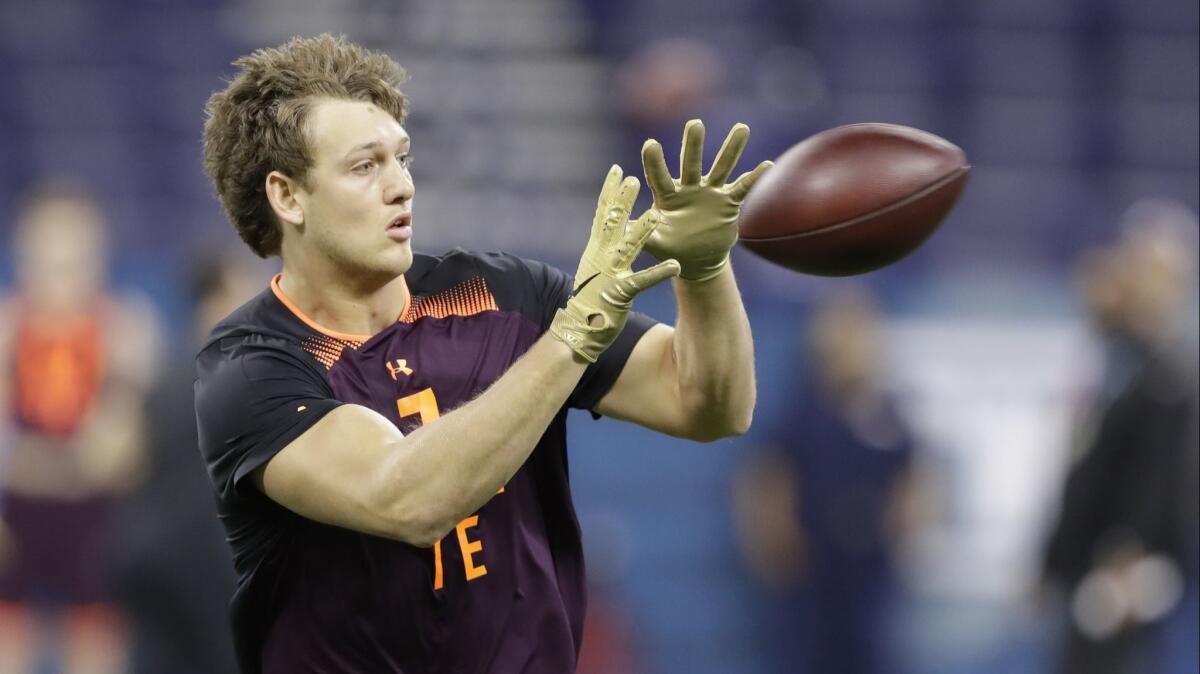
[203,34,408,257]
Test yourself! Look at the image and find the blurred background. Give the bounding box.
[0,0,1196,673]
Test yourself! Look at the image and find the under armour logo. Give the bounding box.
[387,358,414,380]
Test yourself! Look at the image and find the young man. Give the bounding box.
[196,35,769,673]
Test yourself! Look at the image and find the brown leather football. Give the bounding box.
[737,123,969,276]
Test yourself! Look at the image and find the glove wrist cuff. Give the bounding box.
[549,308,602,363]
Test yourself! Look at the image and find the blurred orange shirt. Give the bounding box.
[11,304,107,440]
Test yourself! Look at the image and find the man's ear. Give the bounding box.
[265,170,305,228]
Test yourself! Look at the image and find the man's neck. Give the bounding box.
[277,260,409,338]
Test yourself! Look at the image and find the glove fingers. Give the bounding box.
[596,164,623,211]
[592,164,625,238]
[728,160,775,203]
[614,176,641,217]
[679,119,705,186]
[641,140,676,204]
[622,210,663,265]
[705,123,749,187]
[606,259,681,305]
[603,176,641,248]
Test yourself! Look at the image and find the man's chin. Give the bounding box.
[387,243,414,275]
[360,244,413,280]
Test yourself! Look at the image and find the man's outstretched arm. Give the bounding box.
[239,167,679,547]
[593,268,754,441]
[594,120,770,441]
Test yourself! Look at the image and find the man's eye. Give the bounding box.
[353,160,375,173]
[398,154,413,169]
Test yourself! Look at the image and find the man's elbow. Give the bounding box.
[728,408,754,437]
[387,513,448,549]
[685,407,754,442]
[383,495,456,548]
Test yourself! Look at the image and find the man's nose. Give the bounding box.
[384,159,414,204]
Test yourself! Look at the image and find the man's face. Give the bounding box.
[811,292,880,391]
[292,98,414,278]
[16,198,107,313]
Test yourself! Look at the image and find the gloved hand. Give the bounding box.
[641,119,774,281]
[550,165,681,362]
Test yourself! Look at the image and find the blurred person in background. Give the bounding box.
[616,38,723,139]
[734,288,920,674]
[0,182,161,674]
[108,253,263,674]
[1041,200,1200,674]
[576,513,644,674]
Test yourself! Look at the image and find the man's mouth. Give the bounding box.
[387,214,413,242]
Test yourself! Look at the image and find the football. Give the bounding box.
[737,123,969,276]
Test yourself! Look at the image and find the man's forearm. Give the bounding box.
[383,334,588,539]
[671,264,755,437]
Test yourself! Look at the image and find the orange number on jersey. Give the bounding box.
[396,387,496,590]
[396,387,440,425]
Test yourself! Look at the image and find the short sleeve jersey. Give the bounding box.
[194,250,656,674]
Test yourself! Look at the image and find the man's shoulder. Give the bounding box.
[410,248,556,290]
[197,286,313,366]
[409,248,568,313]
[201,287,268,346]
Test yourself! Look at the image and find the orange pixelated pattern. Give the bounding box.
[301,335,364,370]
[296,276,497,369]
[12,314,106,438]
[402,277,498,323]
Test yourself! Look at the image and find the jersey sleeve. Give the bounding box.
[195,335,344,501]
[513,255,659,413]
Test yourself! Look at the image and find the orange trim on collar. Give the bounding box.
[271,274,411,342]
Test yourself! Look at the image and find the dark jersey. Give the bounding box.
[194,250,655,674]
